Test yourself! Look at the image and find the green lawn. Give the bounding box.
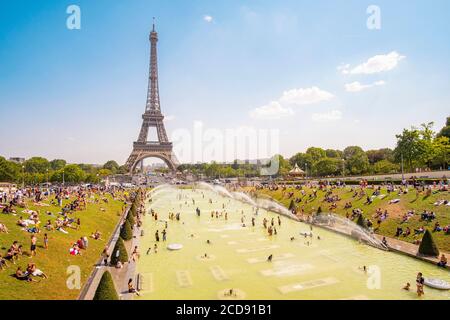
[0,193,125,300]
[253,186,450,252]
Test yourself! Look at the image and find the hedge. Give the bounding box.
[418,229,439,257]
[120,219,133,241]
[93,271,119,300]
[110,237,128,265]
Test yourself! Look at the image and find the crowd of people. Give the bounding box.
[0,184,129,287]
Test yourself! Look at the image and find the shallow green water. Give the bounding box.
[136,187,450,300]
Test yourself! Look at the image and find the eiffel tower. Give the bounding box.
[125,20,179,173]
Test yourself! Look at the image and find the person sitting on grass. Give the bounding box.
[27,263,48,279]
[91,230,102,240]
[0,254,9,270]
[0,223,8,233]
[15,266,38,282]
[69,244,82,256]
[414,226,425,235]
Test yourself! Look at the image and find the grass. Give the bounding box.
[0,193,125,300]
[251,186,450,252]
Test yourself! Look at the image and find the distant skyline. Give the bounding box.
[1,0,449,165]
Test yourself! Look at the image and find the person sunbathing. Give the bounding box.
[27,263,48,279]
[15,267,37,282]
[91,230,102,240]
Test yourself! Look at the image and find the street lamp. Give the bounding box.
[401,153,405,183]
[21,165,25,189]
[305,163,308,180]
[46,168,49,186]
[62,168,65,186]
[342,159,345,179]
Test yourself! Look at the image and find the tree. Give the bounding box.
[288,199,295,211]
[366,148,394,164]
[120,220,133,241]
[93,271,119,300]
[110,237,128,265]
[432,136,450,169]
[49,159,66,171]
[418,230,439,257]
[356,214,367,229]
[63,164,86,183]
[325,149,343,159]
[24,157,49,174]
[394,127,424,171]
[103,160,120,174]
[373,160,399,174]
[306,147,326,163]
[98,169,113,178]
[126,212,135,226]
[343,146,370,175]
[437,116,450,139]
[314,158,341,177]
[0,157,21,182]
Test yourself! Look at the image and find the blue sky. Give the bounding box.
[0,0,449,164]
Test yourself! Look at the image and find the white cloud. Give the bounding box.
[279,86,334,105]
[249,86,334,120]
[340,51,405,75]
[165,115,175,121]
[311,110,342,122]
[345,80,386,92]
[203,15,213,23]
[249,101,294,120]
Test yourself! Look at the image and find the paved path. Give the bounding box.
[374,234,449,269]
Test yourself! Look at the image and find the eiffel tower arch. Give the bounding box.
[125,21,179,174]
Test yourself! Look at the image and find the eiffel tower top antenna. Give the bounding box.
[152,17,155,32]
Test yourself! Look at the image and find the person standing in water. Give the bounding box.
[416,272,425,297]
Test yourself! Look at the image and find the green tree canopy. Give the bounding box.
[343,146,370,175]
[24,157,50,174]
[0,157,21,182]
[314,158,342,177]
[437,116,450,139]
[49,159,66,171]
[103,160,120,174]
[306,147,326,163]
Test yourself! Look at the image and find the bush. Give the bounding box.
[288,199,295,211]
[418,229,439,257]
[110,237,128,265]
[356,214,367,229]
[120,220,133,241]
[130,203,137,216]
[126,212,135,226]
[93,271,119,300]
